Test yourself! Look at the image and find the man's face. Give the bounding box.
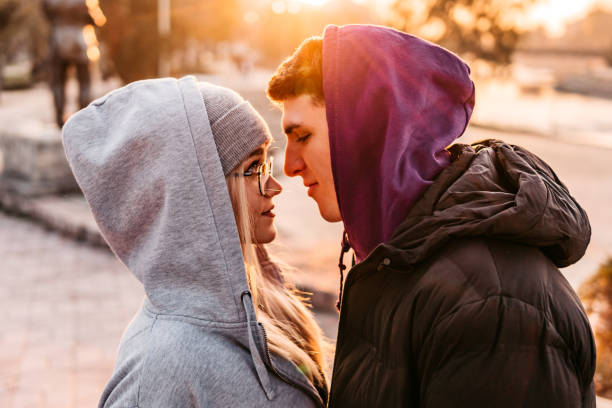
[281,95,342,222]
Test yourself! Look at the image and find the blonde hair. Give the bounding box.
[226,172,328,389]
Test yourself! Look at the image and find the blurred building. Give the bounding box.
[516,8,612,97]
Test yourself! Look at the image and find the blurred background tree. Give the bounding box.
[580,258,612,398]
[171,0,239,46]
[169,0,240,74]
[0,0,20,93]
[98,0,239,82]
[389,0,538,66]
[0,1,20,52]
[65,0,558,83]
[243,0,372,65]
[98,0,159,83]
[0,0,48,94]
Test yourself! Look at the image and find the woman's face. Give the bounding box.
[238,143,283,244]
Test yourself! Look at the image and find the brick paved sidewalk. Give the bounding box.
[0,213,141,407]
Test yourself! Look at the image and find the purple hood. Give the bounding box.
[322,24,475,260]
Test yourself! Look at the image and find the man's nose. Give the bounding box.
[283,143,304,177]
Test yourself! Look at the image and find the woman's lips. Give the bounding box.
[307,183,318,197]
[262,206,275,217]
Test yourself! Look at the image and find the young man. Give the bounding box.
[267,24,595,407]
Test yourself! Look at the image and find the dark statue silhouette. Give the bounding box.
[43,0,93,128]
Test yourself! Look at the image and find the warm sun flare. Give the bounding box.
[525,0,612,36]
[293,0,329,6]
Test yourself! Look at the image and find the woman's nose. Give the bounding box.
[265,176,283,197]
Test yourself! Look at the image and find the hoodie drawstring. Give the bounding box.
[337,230,351,311]
[241,291,275,400]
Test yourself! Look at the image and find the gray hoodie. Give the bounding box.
[62,76,324,407]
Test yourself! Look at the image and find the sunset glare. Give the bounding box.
[278,0,612,37]
[526,0,612,36]
[295,0,329,6]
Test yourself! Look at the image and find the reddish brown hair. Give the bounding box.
[266,37,325,105]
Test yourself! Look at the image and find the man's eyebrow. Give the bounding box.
[284,123,302,135]
[249,147,264,158]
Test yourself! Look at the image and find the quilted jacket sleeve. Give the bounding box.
[417,294,595,408]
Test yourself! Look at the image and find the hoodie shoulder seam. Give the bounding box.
[144,304,248,327]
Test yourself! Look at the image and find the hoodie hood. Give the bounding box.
[385,139,591,268]
[62,76,250,323]
[322,24,475,260]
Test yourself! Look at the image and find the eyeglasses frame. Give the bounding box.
[232,156,274,196]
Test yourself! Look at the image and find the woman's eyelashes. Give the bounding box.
[296,133,311,143]
[247,159,261,172]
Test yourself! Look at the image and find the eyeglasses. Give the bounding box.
[233,156,275,196]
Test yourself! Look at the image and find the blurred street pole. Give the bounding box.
[158,0,170,77]
[0,53,5,104]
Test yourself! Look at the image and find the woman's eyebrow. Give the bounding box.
[249,147,264,158]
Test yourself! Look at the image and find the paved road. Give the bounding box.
[1,213,142,407]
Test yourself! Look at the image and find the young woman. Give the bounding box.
[62,76,328,407]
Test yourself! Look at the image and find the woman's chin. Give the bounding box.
[253,228,277,244]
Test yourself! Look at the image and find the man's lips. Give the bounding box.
[305,182,318,197]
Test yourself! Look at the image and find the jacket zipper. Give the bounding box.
[330,259,371,399]
[259,322,325,407]
[330,268,353,384]
[330,257,396,403]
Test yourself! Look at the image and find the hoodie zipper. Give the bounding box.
[259,322,325,407]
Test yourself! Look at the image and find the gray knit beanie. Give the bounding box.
[198,82,271,175]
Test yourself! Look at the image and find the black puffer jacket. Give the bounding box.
[328,140,595,408]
